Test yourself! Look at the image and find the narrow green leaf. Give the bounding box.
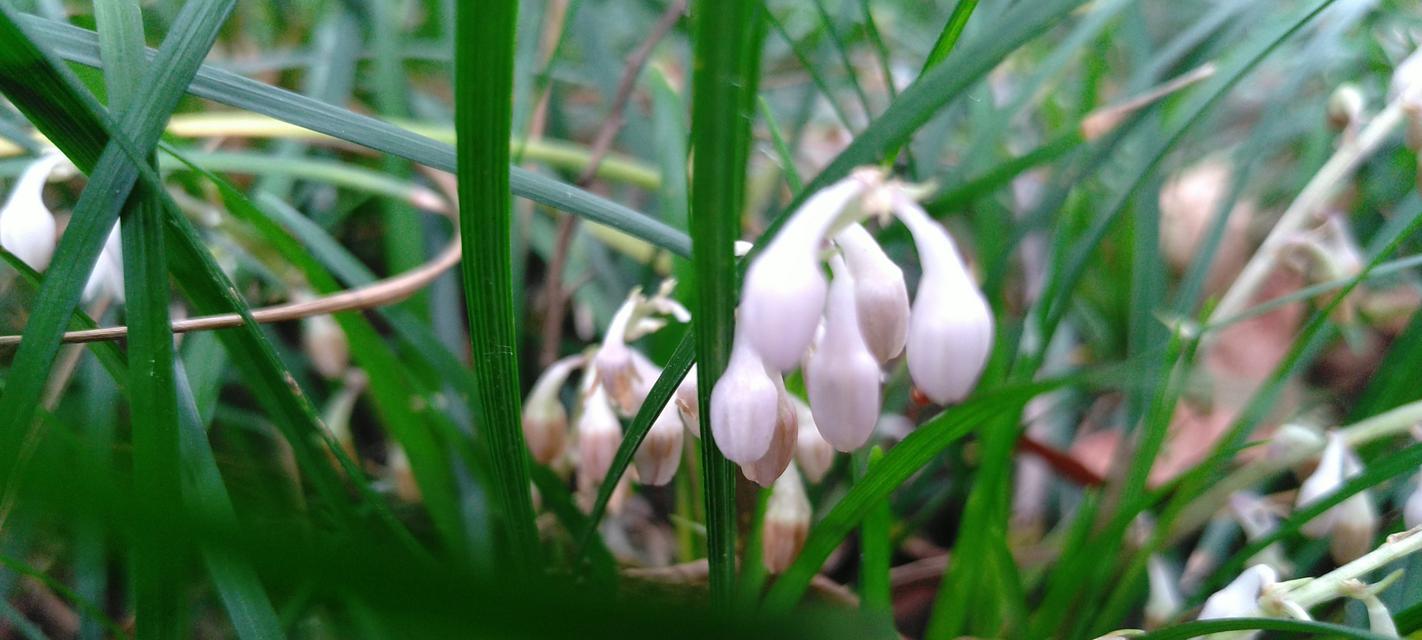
[1136,618,1388,640]
[689,0,765,605]
[24,16,692,258]
[858,447,892,625]
[921,0,980,72]
[455,0,540,574]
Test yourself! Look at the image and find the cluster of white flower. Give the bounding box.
[710,166,994,483]
[0,153,125,303]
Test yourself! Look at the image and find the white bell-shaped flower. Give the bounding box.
[835,223,909,363]
[805,255,882,452]
[762,462,811,573]
[740,176,867,371]
[1295,431,1349,538]
[892,194,993,404]
[302,313,349,380]
[595,281,690,415]
[792,397,834,484]
[522,354,583,465]
[0,154,64,272]
[575,379,622,492]
[82,224,125,303]
[633,395,683,486]
[1198,564,1277,621]
[1329,446,1377,564]
[743,376,798,487]
[709,330,781,464]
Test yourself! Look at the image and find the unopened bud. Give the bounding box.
[1329,447,1377,564]
[891,194,993,404]
[793,398,835,483]
[743,377,798,487]
[1326,84,1365,132]
[835,223,910,363]
[762,463,811,573]
[522,354,583,465]
[805,256,883,451]
[575,381,622,493]
[0,154,63,272]
[302,312,349,379]
[1198,564,1276,622]
[634,395,683,486]
[1296,431,1347,538]
[709,332,781,464]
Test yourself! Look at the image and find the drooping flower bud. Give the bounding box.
[634,394,684,486]
[1329,446,1377,564]
[835,223,909,363]
[762,462,811,573]
[710,330,781,464]
[740,176,869,371]
[302,311,350,380]
[1197,564,1277,622]
[575,378,622,494]
[83,224,125,304]
[793,398,834,484]
[0,154,64,272]
[522,354,584,465]
[805,255,882,451]
[675,365,699,436]
[1295,431,1347,538]
[743,376,798,487]
[1145,555,1183,629]
[1326,84,1365,133]
[891,194,993,404]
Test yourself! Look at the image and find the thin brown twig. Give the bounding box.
[538,0,687,367]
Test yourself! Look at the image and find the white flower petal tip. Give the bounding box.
[0,154,66,272]
[523,355,584,466]
[82,224,126,304]
[575,384,622,489]
[805,256,882,451]
[836,223,910,363]
[1197,564,1277,621]
[709,336,780,464]
[892,195,993,404]
[674,365,700,437]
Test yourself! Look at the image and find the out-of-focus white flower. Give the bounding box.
[1389,45,1422,106]
[1198,564,1277,622]
[743,376,798,487]
[1296,431,1347,538]
[891,193,993,404]
[835,223,909,363]
[302,312,349,379]
[740,176,869,371]
[82,224,125,304]
[1145,555,1183,629]
[1330,446,1377,564]
[575,378,622,494]
[762,462,811,573]
[1326,84,1365,133]
[522,354,584,466]
[1227,492,1293,577]
[633,395,683,486]
[805,255,882,451]
[674,365,699,436]
[792,398,834,484]
[710,330,781,464]
[0,154,64,272]
[595,280,690,415]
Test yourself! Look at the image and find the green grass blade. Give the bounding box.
[97,0,185,630]
[174,361,286,640]
[921,0,980,72]
[858,447,892,627]
[688,0,765,606]
[0,0,231,523]
[454,0,539,574]
[22,16,691,258]
[1135,618,1388,640]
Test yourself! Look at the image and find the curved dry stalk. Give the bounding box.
[0,236,461,346]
